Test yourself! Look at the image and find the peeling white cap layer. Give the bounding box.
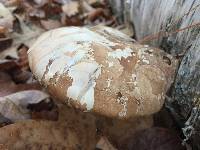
[28,26,177,118]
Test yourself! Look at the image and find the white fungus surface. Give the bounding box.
[28,26,176,118]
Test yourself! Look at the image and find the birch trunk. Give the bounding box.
[109,0,200,148]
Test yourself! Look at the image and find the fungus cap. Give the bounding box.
[28,26,177,118]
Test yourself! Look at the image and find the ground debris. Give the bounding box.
[96,136,117,150]
[0,104,97,149]
[0,1,186,149]
[119,127,186,150]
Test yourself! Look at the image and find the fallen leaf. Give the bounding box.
[42,2,62,18]
[0,58,41,95]
[0,59,35,86]
[27,98,55,112]
[0,26,7,35]
[0,90,50,122]
[28,8,46,18]
[0,59,17,71]
[40,19,62,30]
[86,0,99,5]
[62,1,79,17]
[0,14,44,59]
[0,0,21,7]
[87,8,105,22]
[0,71,41,96]
[96,115,153,148]
[16,82,42,91]
[0,44,32,83]
[0,71,18,96]
[28,98,59,121]
[0,104,97,149]
[82,0,95,12]
[0,69,55,122]
[62,15,83,26]
[33,0,49,7]
[17,44,29,70]
[96,137,117,150]
[0,37,13,52]
[13,15,45,46]
[10,70,32,83]
[119,127,186,150]
[31,106,58,121]
[0,3,14,31]
[119,25,135,38]
[0,114,12,127]
[53,0,68,4]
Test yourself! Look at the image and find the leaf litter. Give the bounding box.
[0,0,186,149]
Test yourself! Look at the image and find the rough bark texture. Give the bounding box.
[109,0,200,149]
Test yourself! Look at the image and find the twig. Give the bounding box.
[138,3,200,44]
[138,22,200,44]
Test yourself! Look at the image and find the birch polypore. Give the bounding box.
[28,26,177,118]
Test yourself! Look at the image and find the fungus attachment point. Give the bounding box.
[28,26,177,118]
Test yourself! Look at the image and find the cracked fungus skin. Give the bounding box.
[28,26,177,118]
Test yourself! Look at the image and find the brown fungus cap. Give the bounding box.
[28,26,177,119]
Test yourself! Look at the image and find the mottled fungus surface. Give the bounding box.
[28,26,177,118]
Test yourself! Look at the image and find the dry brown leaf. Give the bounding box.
[119,127,186,150]
[0,59,33,85]
[96,115,153,148]
[0,104,97,149]
[0,71,17,96]
[33,0,49,7]
[0,0,21,7]
[0,80,42,97]
[31,106,58,121]
[29,9,46,18]
[0,37,13,52]
[0,69,57,122]
[0,54,33,84]
[40,19,62,30]
[0,90,50,122]
[119,25,135,38]
[42,2,62,17]
[61,15,83,26]
[17,44,29,70]
[0,26,7,35]
[0,70,42,96]
[62,1,79,17]
[52,0,69,4]
[87,8,105,21]
[96,136,117,150]
[82,0,95,12]
[28,98,59,121]
[0,15,44,59]
[0,3,14,31]
[0,59,18,71]
[12,15,45,46]
[10,70,32,83]
[86,0,99,5]
[0,114,12,127]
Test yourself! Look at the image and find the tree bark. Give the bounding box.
[109,0,200,149]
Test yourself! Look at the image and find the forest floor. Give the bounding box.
[0,0,187,149]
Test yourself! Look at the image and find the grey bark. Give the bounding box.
[109,0,200,148]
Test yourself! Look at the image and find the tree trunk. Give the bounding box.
[109,0,200,149]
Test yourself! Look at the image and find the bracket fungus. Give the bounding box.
[28,26,177,118]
